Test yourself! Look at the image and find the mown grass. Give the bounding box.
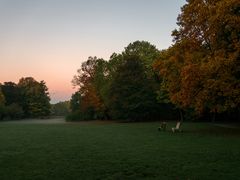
[0,121,239,180]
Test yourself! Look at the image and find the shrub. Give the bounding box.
[5,103,24,120]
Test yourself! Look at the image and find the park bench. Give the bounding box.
[172,121,182,133]
[158,122,167,131]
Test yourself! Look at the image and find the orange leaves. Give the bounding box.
[155,0,240,116]
[180,64,202,108]
[81,84,103,112]
[72,57,108,118]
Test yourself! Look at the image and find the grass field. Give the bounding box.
[0,119,240,180]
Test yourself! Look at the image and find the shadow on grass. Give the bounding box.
[183,123,240,137]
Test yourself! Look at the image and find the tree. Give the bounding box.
[1,82,22,106]
[70,92,81,113]
[18,77,51,117]
[51,101,70,116]
[123,41,160,72]
[4,103,24,120]
[123,41,161,91]
[155,0,240,117]
[68,41,178,121]
[0,87,5,120]
[0,85,24,120]
[154,44,203,120]
[0,86,5,106]
[109,55,161,121]
[106,41,169,119]
[72,57,108,120]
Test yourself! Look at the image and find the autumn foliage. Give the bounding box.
[69,41,177,121]
[69,0,239,121]
[154,0,240,116]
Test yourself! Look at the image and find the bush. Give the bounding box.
[65,111,82,121]
[4,103,24,120]
[0,104,6,120]
[66,107,96,121]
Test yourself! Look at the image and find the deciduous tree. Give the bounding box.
[0,86,5,106]
[1,82,22,106]
[18,77,51,117]
[155,0,240,117]
[72,57,107,119]
[109,55,161,121]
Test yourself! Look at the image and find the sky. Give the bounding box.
[0,0,186,103]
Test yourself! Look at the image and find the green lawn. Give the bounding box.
[0,121,240,180]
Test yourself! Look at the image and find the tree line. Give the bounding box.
[68,0,239,122]
[67,41,178,121]
[0,77,51,120]
[1,0,239,122]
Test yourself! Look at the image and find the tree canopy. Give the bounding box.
[0,87,5,106]
[18,77,51,117]
[154,0,240,118]
[109,55,161,120]
[69,41,177,121]
[0,77,51,120]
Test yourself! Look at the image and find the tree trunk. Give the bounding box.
[179,109,183,122]
[212,109,216,123]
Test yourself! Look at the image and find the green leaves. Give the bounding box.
[18,77,51,117]
[0,78,51,119]
[0,87,5,106]
[69,41,177,121]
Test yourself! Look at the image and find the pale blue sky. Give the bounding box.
[0,0,186,103]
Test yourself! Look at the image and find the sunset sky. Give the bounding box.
[0,0,186,103]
